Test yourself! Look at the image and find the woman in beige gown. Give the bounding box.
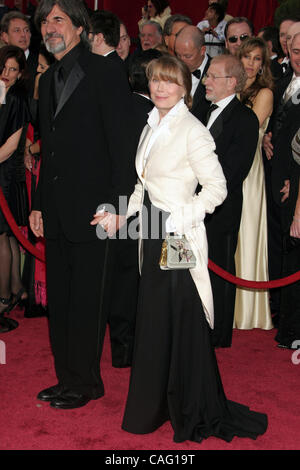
[233,38,274,330]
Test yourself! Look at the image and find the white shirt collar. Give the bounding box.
[25,49,30,59]
[291,72,300,81]
[214,94,235,109]
[147,98,185,131]
[134,92,151,100]
[103,49,115,57]
[207,94,235,129]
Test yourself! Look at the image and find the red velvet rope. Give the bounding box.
[1,187,300,288]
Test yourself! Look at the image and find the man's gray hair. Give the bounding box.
[140,20,163,36]
[211,54,247,93]
[35,0,91,47]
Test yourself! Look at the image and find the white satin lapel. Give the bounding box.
[136,125,153,180]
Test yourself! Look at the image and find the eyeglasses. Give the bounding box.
[203,73,232,81]
[227,34,249,43]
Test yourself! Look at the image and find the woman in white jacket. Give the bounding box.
[93,55,268,443]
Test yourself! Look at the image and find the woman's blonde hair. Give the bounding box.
[146,55,193,108]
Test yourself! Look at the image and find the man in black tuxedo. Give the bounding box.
[263,29,300,319]
[89,10,121,64]
[1,10,38,96]
[278,17,300,76]
[89,9,139,369]
[204,54,259,348]
[29,0,137,409]
[175,25,211,124]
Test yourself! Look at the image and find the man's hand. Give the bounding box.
[290,216,300,238]
[280,179,290,203]
[90,211,126,238]
[263,132,273,160]
[24,151,33,171]
[29,210,44,237]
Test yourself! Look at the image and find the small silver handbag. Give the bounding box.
[159,233,196,270]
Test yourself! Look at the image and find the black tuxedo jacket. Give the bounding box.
[205,96,259,234]
[132,93,153,143]
[26,49,39,97]
[269,72,300,205]
[34,44,137,242]
[191,55,211,124]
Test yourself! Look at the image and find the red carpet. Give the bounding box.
[0,308,299,451]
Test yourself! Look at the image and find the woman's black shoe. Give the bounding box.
[0,296,19,333]
[5,287,27,314]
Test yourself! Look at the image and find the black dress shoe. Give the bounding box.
[37,384,66,402]
[50,390,91,410]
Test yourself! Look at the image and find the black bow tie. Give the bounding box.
[206,104,219,125]
[192,69,201,79]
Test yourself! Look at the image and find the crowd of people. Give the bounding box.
[0,0,299,444]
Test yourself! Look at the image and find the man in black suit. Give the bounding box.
[278,17,300,76]
[89,9,140,369]
[203,54,259,348]
[1,10,38,95]
[29,0,137,409]
[263,29,300,319]
[175,25,211,124]
[89,10,121,63]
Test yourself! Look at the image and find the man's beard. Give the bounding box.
[205,93,214,102]
[44,33,66,54]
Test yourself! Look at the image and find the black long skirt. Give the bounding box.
[122,192,267,443]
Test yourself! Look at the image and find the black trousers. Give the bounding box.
[46,232,108,398]
[105,236,139,367]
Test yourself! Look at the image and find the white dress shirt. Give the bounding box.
[145,99,186,232]
[207,94,235,129]
[283,73,300,103]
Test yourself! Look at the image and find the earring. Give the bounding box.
[258,67,263,76]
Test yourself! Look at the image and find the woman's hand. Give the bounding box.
[24,140,33,171]
[90,211,126,238]
[263,132,273,160]
[29,210,44,237]
[24,152,33,171]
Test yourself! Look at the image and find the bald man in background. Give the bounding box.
[175,25,211,123]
